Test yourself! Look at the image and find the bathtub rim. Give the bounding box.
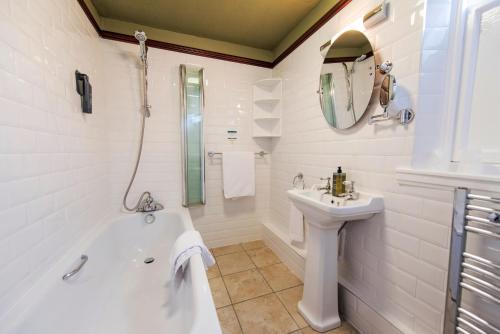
[0,208,221,334]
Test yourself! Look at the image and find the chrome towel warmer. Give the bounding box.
[207,151,269,158]
[444,188,500,334]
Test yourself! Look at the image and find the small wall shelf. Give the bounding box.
[252,78,282,138]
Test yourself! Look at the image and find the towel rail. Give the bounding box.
[462,262,500,283]
[457,317,487,334]
[207,151,269,158]
[467,193,500,204]
[464,226,500,240]
[459,307,500,333]
[463,252,500,271]
[457,327,472,334]
[460,282,500,305]
[461,272,500,294]
[444,187,500,334]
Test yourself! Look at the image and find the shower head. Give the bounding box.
[355,54,367,62]
[134,30,148,63]
[134,30,147,43]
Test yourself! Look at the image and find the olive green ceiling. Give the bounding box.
[84,0,344,62]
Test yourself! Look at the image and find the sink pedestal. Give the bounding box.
[287,188,384,333]
[298,221,341,332]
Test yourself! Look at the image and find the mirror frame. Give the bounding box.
[318,29,376,129]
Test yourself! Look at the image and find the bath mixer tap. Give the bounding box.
[137,193,164,212]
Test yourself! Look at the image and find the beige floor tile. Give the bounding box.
[212,244,245,257]
[294,322,358,333]
[223,269,272,303]
[209,277,231,308]
[276,285,307,329]
[217,306,242,334]
[247,247,281,268]
[217,252,255,275]
[233,293,298,334]
[241,240,266,251]
[259,263,302,291]
[207,264,221,279]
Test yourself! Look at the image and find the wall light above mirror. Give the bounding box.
[318,30,375,129]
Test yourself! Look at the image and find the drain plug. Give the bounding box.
[144,257,155,264]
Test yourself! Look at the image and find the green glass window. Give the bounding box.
[180,65,205,206]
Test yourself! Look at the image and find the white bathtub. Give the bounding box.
[0,209,222,334]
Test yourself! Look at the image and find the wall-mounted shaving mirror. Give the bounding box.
[379,74,396,108]
[318,30,375,129]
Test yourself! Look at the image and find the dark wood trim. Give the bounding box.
[77,0,101,34]
[324,56,359,63]
[272,0,352,67]
[99,30,274,68]
[77,0,351,69]
[324,51,374,63]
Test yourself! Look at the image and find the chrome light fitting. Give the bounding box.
[363,1,388,28]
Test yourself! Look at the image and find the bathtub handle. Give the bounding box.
[62,255,88,281]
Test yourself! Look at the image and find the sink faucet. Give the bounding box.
[137,193,164,212]
[318,177,332,194]
[342,181,359,200]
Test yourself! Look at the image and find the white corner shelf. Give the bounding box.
[252,78,282,138]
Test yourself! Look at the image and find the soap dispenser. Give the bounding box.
[332,166,346,196]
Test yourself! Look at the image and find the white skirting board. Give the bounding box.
[262,222,404,334]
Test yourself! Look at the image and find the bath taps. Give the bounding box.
[318,177,332,194]
[137,193,164,212]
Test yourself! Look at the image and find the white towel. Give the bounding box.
[289,202,304,242]
[169,230,215,281]
[222,151,255,199]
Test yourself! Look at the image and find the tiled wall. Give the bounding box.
[0,0,109,319]
[268,0,454,333]
[100,41,272,247]
[0,0,460,331]
[0,0,272,319]
[413,0,455,169]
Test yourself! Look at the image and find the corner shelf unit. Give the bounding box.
[252,78,282,138]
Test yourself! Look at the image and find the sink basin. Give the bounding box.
[287,188,384,332]
[287,189,384,225]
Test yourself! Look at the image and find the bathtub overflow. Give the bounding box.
[144,213,155,224]
[144,257,155,264]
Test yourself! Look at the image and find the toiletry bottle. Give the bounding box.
[333,166,346,196]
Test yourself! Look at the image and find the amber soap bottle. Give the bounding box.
[333,166,346,196]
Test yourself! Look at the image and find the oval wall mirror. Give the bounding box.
[318,30,375,129]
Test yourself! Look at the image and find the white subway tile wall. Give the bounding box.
[0,0,272,320]
[100,41,272,248]
[0,0,459,332]
[0,0,109,319]
[269,0,453,333]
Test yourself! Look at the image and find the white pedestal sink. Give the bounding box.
[287,189,384,332]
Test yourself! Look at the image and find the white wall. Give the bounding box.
[0,0,109,319]
[268,0,455,333]
[0,0,472,332]
[0,0,272,320]
[100,41,272,247]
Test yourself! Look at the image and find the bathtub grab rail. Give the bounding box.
[62,255,88,281]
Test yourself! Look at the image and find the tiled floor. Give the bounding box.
[207,240,358,334]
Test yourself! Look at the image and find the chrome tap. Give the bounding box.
[137,193,164,212]
[342,181,359,200]
[318,177,332,194]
